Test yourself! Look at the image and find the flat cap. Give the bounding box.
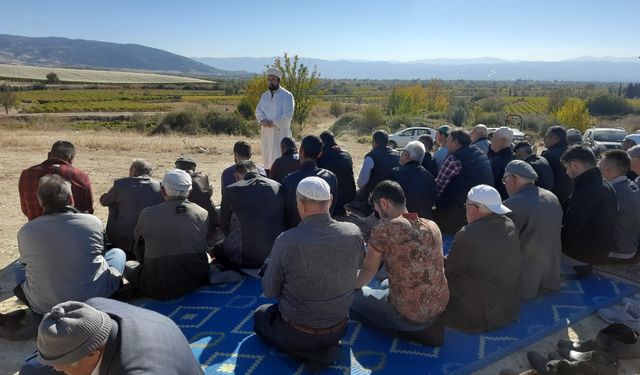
[505,160,538,180]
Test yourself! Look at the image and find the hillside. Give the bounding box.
[194,56,640,82]
[0,34,239,77]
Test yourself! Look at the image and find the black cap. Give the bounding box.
[175,156,196,167]
[513,141,531,153]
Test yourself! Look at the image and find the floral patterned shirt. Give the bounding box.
[369,213,449,323]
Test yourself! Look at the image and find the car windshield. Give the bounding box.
[594,130,626,142]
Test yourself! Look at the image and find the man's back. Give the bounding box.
[220,173,285,267]
[282,161,338,227]
[187,171,218,234]
[369,214,448,323]
[389,162,437,219]
[363,146,400,196]
[130,198,209,299]
[262,214,364,328]
[542,143,573,203]
[610,177,640,258]
[101,176,163,251]
[442,214,521,332]
[317,146,356,216]
[269,150,301,183]
[19,158,93,220]
[18,212,120,314]
[86,297,204,375]
[504,185,562,299]
[421,152,438,178]
[562,168,617,264]
[525,154,554,191]
[490,147,516,200]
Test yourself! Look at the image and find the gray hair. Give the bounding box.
[493,127,514,144]
[473,124,489,137]
[130,159,153,177]
[162,185,190,198]
[404,141,426,162]
[295,191,330,205]
[37,174,72,212]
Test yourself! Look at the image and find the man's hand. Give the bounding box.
[260,120,275,128]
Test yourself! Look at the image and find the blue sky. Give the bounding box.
[3,0,638,61]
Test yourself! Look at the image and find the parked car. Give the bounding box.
[387,126,437,149]
[582,127,627,156]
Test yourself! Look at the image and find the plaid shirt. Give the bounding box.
[19,158,94,221]
[435,154,462,198]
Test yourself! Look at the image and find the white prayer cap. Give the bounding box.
[162,169,192,192]
[297,176,331,201]
[467,184,511,215]
[266,68,283,80]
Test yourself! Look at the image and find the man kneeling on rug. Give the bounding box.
[254,177,364,365]
[20,298,203,374]
[350,180,449,345]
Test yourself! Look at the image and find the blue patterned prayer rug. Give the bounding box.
[137,235,638,374]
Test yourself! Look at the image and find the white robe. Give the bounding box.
[255,87,294,169]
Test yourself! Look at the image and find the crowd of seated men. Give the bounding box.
[2,125,640,371]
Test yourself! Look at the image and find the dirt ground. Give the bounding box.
[0,127,638,374]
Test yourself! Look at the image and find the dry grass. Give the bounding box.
[0,63,212,84]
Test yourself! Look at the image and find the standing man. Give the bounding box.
[418,134,439,178]
[389,141,437,219]
[255,68,295,171]
[489,127,516,200]
[503,160,563,300]
[541,126,573,203]
[513,141,554,191]
[434,125,451,169]
[629,145,640,185]
[470,124,491,155]
[19,140,93,221]
[255,177,364,365]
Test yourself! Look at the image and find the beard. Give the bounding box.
[269,82,280,91]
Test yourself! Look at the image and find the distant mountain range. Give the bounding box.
[0,34,240,77]
[0,34,637,81]
[194,56,640,82]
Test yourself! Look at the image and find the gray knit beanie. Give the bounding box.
[37,301,112,365]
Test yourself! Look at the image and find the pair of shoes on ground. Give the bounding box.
[598,297,640,330]
[526,349,617,375]
[557,322,640,359]
[0,309,39,341]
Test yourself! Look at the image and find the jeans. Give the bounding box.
[350,281,431,334]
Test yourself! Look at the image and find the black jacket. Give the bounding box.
[317,145,357,216]
[188,172,218,236]
[421,152,439,178]
[282,160,338,228]
[490,147,516,200]
[541,142,573,203]
[220,173,285,267]
[389,161,437,219]
[269,149,301,183]
[525,154,554,191]
[363,146,400,196]
[561,168,618,264]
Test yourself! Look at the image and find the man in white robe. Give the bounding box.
[255,68,295,171]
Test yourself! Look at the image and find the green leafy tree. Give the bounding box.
[556,98,590,132]
[46,72,60,84]
[546,88,569,113]
[0,85,19,114]
[237,75,267,120]
[272,53,323,126]
[386,85,428,115]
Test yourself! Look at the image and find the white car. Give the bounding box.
[388,127,437,149]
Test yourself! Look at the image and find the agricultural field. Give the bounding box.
[0,63,212,84]
[503,96,548,114]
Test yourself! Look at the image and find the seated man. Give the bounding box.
[211,161,285,283]
[19,140,93,221]
[561,146,617,277]
[100,159,163,253]
[435,129,494,235]
[433,125,451,169]
[513,141,554,191]
[389,141,437,219]
[15,175,124,316]
[418,134,439,178]
[20,298,203,374]
[351,180,449,345]
[489,127,516,200]
[348,130,400,216]
[269,137,301,183]
[125,169,209,299]
[470,124,491,155]
[220,141,266,195]
[503,160,562,300]
[629,145,640,187]
[598,150,640,261]
[317,130,357,216]
[282,135,338,228]
[440,185,521,332]
[175,156,218,238]
[254,177,364,365]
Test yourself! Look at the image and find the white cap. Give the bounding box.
[297,176,331,201]
[266,68,283,80]
[467,184,511,215]
[162,169,192,192]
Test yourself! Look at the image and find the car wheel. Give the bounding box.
[388,141,397,149]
